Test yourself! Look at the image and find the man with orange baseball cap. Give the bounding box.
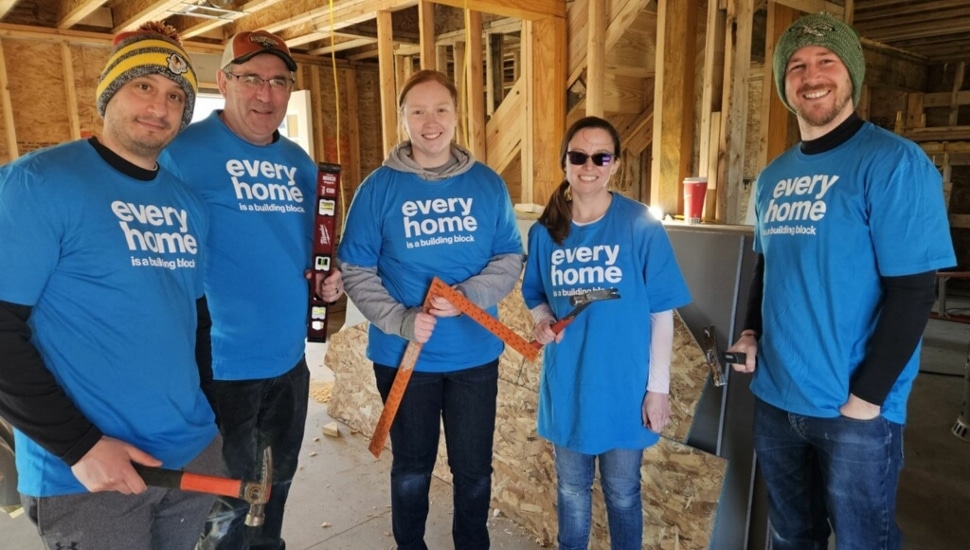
[160,28,342,550]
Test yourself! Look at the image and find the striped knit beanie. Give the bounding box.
[96,22,198,130]
[773,12,865,114]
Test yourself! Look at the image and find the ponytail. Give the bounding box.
[538,180,572,245]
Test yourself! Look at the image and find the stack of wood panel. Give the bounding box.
[326,281,726,549]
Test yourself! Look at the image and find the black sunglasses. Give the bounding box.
[566,151,613,166]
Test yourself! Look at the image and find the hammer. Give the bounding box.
[134,447,272,527]
[530,288,621,349]
[701,325,746,387]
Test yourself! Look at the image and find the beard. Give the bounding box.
[795,86,853,128]
[110,117,177,159]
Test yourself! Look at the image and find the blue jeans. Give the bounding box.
[753,398,904,550]
[374,360,498,550]
[554,445,644,550]
[199,359,310,550]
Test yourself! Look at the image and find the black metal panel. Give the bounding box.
[665,224,765,550]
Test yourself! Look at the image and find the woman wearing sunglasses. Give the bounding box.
[521,116,691,549]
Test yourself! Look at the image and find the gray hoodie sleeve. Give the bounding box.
[341,253,523,341]
[340,262,423,341]
[454,252,525,309]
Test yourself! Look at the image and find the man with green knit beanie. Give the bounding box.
[772,12,865,114]
[727,11,955,550]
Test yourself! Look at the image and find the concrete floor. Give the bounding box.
[2,304,969,549]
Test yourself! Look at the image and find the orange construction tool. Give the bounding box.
[368,277,538,458]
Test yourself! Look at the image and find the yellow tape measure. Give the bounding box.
[368,277,538,458]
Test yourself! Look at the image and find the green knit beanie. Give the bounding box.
[773,13,864,114]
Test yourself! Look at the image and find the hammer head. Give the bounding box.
[702,325,747,387]
[243,447,273,527]
[569,288,620,307]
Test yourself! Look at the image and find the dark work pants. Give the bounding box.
[22,435,223,550]
[199,358,310,550]
[374,359,498,550]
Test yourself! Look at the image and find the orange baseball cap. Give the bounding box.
[221,30,296,71]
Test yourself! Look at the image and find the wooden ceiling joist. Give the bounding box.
[169,0,289,40]
[769,0,843,16]
[57,0,105,30]
[112,0,187,33]
[430,0,564,21]
[854,0,969,22]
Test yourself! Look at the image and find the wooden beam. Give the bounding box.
[950,214,970,230]
[948,62,965,126]
[520,23,534,205]
[430,0,564,21]
[60,42,81,141]
[486,77,523,174]
[567,0,650,88]
[376,10,398,157]
[699,0,725,202]
[310,64,325,161]
[58,0,106,30]
[0,0,16,20]
[758,2,797,170]
[906,126,970,142]
[769,0,842,16]
[436,44,449,73]
[651,0,698,216]
[584,0,605,118]
[719,0,755,224]
[622,110,654,156]
[231,0,417,37]
[464,9,486,160]
[923,90,970,109]
[112,1,185,33]
[453,40,465,105]
[344,67,362,192]
[524,16,566,205]
[485,33,502,115]
[0,39,18,160]
[307,37,376,56]
[176,0,284,39]
[418,0,435,69]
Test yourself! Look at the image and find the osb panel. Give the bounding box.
[71,44,110,137]
[3,0,60,27]
[325,322,381,435]
[327,281,724,548]
[6,40,71,153]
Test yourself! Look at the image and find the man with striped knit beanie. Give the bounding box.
[0,21,223,550]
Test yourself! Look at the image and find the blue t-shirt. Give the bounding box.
[752,123,956,424]
[0,140,216,496]
[522,194,691,454]
[160,112,317,380]
[338,163,523,372]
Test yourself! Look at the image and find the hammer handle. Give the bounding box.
[529,303,593,349]
[134,464,243,499]
[721,351,747,365]
[530,317,576,349]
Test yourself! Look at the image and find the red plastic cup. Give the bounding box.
[683,177,708,224]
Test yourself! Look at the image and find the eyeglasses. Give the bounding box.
[566,151,613,166]
[224,72,294,91]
